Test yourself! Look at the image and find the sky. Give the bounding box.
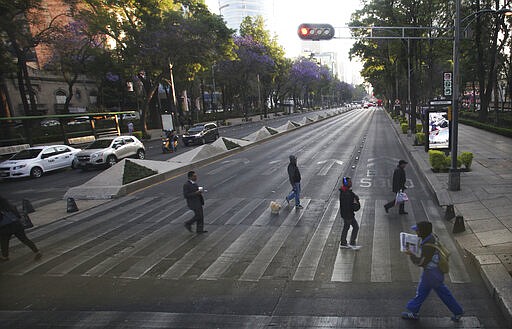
[204,0,364,84]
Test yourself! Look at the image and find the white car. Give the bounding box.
[75,136,145,169]
[0,145,81,178]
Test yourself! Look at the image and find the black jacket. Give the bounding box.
[287,163,301,185]
[339,188,359,220]
[392,165,406,193]
[183,181,204,210]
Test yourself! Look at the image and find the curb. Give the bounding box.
[387,111,512,327]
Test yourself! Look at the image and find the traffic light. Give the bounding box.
[297,23,335,40]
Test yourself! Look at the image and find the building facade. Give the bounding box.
[218,0,272,32]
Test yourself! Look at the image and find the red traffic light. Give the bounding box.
[297,23,335,40]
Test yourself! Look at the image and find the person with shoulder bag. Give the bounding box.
[339,177,361,250]
[0,195,41,261]
[401,221,463,322]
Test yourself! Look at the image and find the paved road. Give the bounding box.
[0,108,506,328]
[0,109,334,208]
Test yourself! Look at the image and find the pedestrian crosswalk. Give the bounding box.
[1,195,471,284]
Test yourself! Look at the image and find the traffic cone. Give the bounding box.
[445,205,455,221]
[66,197,79,213]
[453,215,466,233]
[22,199,35,214]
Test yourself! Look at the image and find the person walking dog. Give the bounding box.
[384,159,408,214]
[339,177,361,250]
[0,195,41,261]
[285,155,303,209]
[401,221,464,322]
[183,171,207,234]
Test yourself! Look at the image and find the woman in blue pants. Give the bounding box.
[402,221,464,322]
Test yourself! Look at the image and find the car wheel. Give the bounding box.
[201,137,206,145]
[136,149,145,159]
[107,155,117,167]
[30,166,43,178]
[71,159,78,169]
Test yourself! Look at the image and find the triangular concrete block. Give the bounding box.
[276,120,297,132]
[211,138,229,151]
[220,137,252,148]
[243,127,272,141]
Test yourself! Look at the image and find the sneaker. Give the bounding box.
[339,243,351,249]
[399,211,409,215]
[296,204,303,209]
[401,311,419,320]
[451,313,463,322]
[349,244,362,250]
[285,197,290,206]
[34,252,42,261]
[384,205,389,213]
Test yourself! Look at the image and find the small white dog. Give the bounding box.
[270,201,282,215]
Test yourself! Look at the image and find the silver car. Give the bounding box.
[75,136,145,169]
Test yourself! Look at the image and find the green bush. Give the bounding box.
[429,150,447,171]
[459,151,474,169]
[416,123,423,133]
[132,131,143,140]
[415,132,425,145]
[400,123,409,134]
[445,156,462,168]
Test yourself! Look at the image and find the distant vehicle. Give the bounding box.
[182,122,219,146]
[0,145,81,178]
[67,116,90,126]
[75,136,145,169]
[120,113,138,120]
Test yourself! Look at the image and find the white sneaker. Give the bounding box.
[350,245,362,250]
[339,243,351,249]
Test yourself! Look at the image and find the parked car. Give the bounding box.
[182,123,219,146]
[0,145,81,178]
[75,136,145,169]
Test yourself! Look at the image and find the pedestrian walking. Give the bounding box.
[339,177,361,250]
[183,171,207,234]
[401,221,464,322]
[127,121,134,135]
[384,159,408,214]
[0,195,41,261]
[285,155,302,209]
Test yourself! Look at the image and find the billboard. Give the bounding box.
[428,111,449,149]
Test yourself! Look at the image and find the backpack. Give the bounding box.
[424,237,450,273]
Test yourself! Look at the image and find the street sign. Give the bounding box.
[443,72,453,97]
[429,100,452,106]
[394,99,400,105]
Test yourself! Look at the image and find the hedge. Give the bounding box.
[400,123,409,134]
[459,118,512,138]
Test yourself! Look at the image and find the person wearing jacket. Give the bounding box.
[183,171,207,234]
[339,177,361,249]
[0,195,41,261]
[285,155,303,209]
[384,159,408,214]
[401,221,463,322]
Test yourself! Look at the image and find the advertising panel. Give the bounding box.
[428,111,450,149]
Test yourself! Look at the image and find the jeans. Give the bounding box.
[406,268,463,315]
[340,217,359,245]
[186,207,204,232]
[286,182,301,206]
[0,222,39,258]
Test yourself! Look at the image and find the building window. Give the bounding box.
[55,90,67,104]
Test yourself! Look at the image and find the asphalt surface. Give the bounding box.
[0,110,334,208]
[0,108,507,328]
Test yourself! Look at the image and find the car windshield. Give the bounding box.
[86,139,113,149]
[11,149,42,160]
[188,126,205,133]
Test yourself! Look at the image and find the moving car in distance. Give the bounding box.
[0,145,81,178]
[182,122,219,146]
[75,136,145,170]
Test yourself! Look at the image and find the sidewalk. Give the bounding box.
[390,113,512,326]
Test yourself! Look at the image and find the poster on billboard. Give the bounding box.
[428,111,450,149]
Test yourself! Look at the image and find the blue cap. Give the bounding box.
[410,224,418,231]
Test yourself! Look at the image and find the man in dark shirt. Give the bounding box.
[384,159,408,214]
[339,177,361,249]
[285,155,302,209]
[183,171,207,233]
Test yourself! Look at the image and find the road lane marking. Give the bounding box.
[331,199,365,282]
[293,198,339,281]
[239,199,311,281]
[224,199,265,225]
[371,200,392,282]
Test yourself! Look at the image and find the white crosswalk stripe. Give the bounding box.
[0,196,471,285]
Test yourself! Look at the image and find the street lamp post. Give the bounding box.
[448,0,462,191]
